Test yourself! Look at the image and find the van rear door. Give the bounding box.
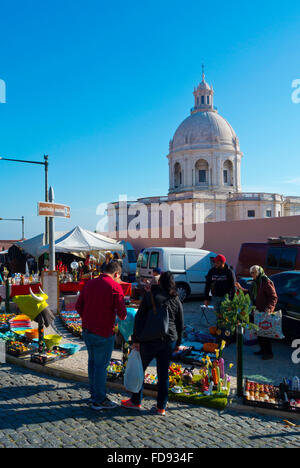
[138,250,160,285]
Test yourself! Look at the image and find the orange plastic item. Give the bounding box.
[212,368,219,385]
[209,326,218,336]
[11,314,31,322]
[203,343,219,353]
[25,329,39,340]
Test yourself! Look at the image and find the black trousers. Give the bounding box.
[258,336,273,355]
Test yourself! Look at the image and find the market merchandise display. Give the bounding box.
[59,311,83,338]
[178,325,222,366]
[59,303,139,343]
[0,306,79,364]
[244,378,300,413]
[7,341,32,357]
[105,335,231,409]
[107,359,124,381]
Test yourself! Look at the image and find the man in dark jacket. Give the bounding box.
[204,254,236,315]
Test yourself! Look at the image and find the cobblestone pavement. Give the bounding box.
[0,364,299,448]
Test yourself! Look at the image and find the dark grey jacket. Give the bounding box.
[204,264,236,301]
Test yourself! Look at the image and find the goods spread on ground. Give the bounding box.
[244,378,300,414]
[0,307,80,365]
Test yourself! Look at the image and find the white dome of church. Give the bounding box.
[171,111,239,152]
[167,68,243,195]
[109,67,300,232]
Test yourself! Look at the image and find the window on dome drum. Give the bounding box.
[248,210,255,218]
[201,96,205,105]
[223,170,228,184]
[199,170,206,183]
[223,160,233,186]
[207,96,210,105]
[266,210,272,218]
[174,162,182,188]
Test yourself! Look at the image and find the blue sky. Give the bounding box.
[0,0,300,239]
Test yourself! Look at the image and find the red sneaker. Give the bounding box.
[156,406,166,416]
[121,399,142,410]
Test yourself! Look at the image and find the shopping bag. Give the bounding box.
[123,349,144,393]
[243,325,258,346]
[254,310,285,340]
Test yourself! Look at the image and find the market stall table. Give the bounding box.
[5,280,132,299]
[60,280,132,297]
[10,284,42,298]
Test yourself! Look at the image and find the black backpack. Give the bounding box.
[136,292,169,342]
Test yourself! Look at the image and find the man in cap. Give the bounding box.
[204,254,236,315]
[144,267,161,292]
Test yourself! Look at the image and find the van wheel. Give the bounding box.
[176,284,189,303]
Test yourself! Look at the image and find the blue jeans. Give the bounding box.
[131,340,176,410]
[211,296,226,315]
[82,330,115,404]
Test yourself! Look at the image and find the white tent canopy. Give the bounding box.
[15,231,67,258]
[42,225,123,254]
[15,226,123,257]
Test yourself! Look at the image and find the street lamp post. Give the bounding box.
[0,155,49,242]
[0,216,25,239]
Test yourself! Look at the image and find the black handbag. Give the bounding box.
[137,292,170,343]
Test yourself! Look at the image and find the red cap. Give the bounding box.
[214,254,226,264]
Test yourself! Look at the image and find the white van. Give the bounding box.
[136,247,217,301]
[119,241,137,282]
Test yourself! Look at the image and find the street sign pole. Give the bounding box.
[48,187,55,271]
[236,324,244,397]
[44,155,49,244]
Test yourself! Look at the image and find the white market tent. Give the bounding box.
[43,225,123,254]
[15,226,123,257]
[15,231,67,258]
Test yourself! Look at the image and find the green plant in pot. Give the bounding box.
[217,290,258,397]
[217,290,257,337]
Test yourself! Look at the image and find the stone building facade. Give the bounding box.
[107,71,300,233]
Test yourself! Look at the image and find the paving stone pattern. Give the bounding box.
[0,364,299,448]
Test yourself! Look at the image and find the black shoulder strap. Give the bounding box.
[150,291,157,315]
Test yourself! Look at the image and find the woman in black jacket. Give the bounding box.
[121,272,184,415]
